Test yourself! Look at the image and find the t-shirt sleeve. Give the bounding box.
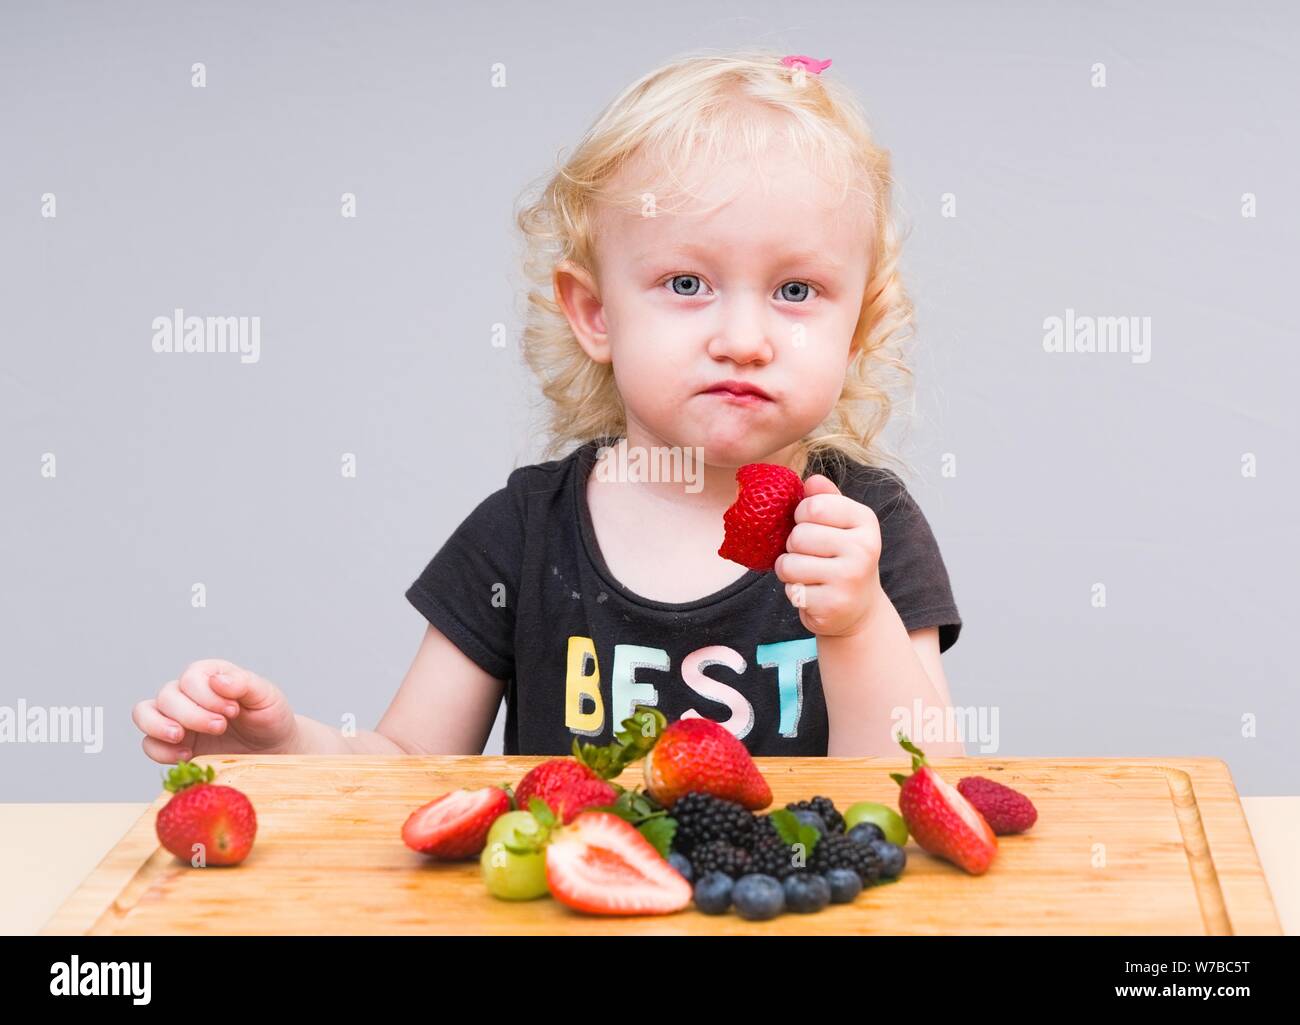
[404,477,525,680]
[853,468,963,653]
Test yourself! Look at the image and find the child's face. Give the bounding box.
[557,144,872,470]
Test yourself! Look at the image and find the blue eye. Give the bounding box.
[668,274,705,296]
[778,281,816,302]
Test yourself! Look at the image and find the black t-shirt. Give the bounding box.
[405,436,962,756]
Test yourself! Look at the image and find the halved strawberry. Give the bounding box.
[401,786,510,859]
[892,736,997,875]
[545,811,693,915]
[718,463,806,572]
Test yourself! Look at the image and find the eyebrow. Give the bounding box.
[635,242,845,272]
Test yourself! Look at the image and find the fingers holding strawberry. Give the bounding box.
[774,473,885,637]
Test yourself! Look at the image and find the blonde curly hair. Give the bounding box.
[512,47,919,482]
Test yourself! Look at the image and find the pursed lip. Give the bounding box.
[701,379,773,400]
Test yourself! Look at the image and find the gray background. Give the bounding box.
[2,1,1296,801]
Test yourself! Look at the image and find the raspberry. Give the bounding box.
[956,776,1037,834]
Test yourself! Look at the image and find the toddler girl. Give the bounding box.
[133,49,963,763]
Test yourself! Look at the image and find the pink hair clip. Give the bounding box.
[780,55,832,75]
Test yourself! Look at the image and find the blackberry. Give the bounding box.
[752,813,784,844]
[689,840,752,880]
[809,832,883,884]
[747,835,805,880]
[786,796,845,834]
[671,792,756,855]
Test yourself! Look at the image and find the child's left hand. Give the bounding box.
[774,474,885,638]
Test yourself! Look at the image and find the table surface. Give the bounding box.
[5,796,1297,936]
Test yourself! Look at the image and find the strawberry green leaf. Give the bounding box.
[571,706,667,780]
[768,809,821,855]
[618,706,666,749]
[638,816,677,859]
[527,796,556,829]
[503,825,547,855]
[889,772,908,787]
[597,788,669,827]
[162,759,215,794]
[768,809,802,846]
[896,733,928,769]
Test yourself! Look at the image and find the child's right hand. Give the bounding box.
[133,659,299,764]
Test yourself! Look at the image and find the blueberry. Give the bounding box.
[869,839,907,878]
[824,867,864,904]
[667,852,694,883]
[783,872,832,913]
[791,810,828,837]
[693,871,734,915]
[847,822,885,845]
[732,873,785,920]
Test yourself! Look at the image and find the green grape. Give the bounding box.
[480,811,548,900]
[843,802,909,846]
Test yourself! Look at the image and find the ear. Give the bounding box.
[553,259,611,364]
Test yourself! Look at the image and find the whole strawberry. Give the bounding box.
[155,760,257,866]
[957,776,1038,834]
[891,736,997,875]
[643,713,772,810]
[548,777,620,823]
[514,759,618,824]
[514,759,600,816]
[718,463,805,572]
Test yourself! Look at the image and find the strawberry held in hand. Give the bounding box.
[718,463,805,572]
[891,735,997,875]
[155,760,257,866]
[773,471,885,638]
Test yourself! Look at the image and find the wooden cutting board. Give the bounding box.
[41,755,1281,935]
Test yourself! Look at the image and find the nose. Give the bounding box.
[706,291,775,365]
